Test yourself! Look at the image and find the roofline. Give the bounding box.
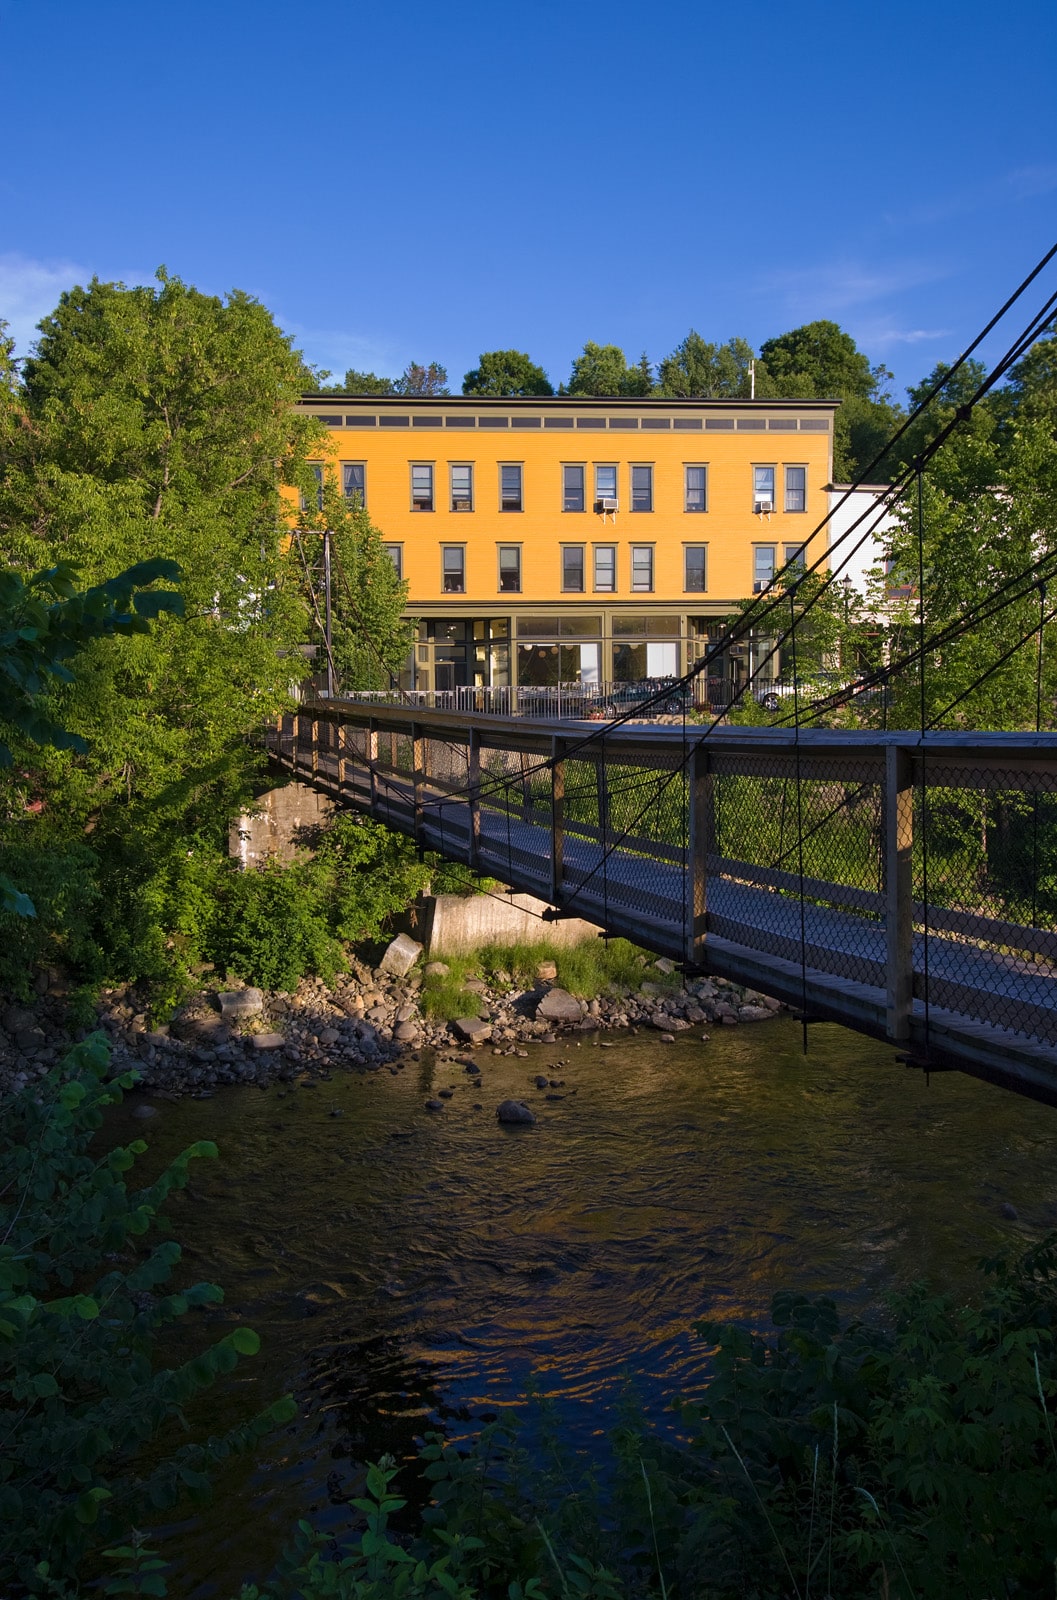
[298,392,841,411]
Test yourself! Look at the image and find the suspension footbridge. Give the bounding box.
[269,701,1057,1106]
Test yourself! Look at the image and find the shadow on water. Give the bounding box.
[108,1017,1057,1594]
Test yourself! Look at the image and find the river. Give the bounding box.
[107,1016,1057,1594]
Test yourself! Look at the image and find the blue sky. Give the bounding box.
[2,0,1055,399]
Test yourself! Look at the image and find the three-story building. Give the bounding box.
[294,392,838,694]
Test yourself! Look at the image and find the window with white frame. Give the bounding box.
[684,465,707,512]
[630,464,653,512]
[631,545,654,592]
[562,546,585,593]
[411,463,434,511]
[593,544,616,592]
[594,464,618,510]
[563,463,585,512]
[753,465,775,513]
[450,463,473,511]
[342,462,366,506]
[684,545,707,592]
[442,545,465,592]
[784,465,806,512]
[498,545,521,592]
[500,463,523,511]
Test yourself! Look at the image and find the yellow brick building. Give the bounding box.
[295,393,837,693]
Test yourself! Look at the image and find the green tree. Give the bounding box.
[656,331,761,398]
[395,360,449,396]
[566,341,650,397]
[759,320,903,481]
[462,349,554,396]
[293,463,414,690]
[0,270,316,990]
[341,367,398,395]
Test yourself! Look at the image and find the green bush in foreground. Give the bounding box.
[0,1036,294,1594]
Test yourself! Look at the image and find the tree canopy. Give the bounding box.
[656,332,760,398]
[462,349,553,396]
[566,342,653,397]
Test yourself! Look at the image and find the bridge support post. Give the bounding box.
[468,729,482,870]
[885,744,914,1042]
[412,724,425,846]
[367,719,379,812]
[686,742,710,965]
[310,718,320,782]
[551,737,565,906]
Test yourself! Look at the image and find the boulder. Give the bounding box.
[380,933,423,977]
[217,987,264,1021]
[318,1026,340,1045]
[394,1021,418,1042]
[15,1026,47,1052]
[738,1005,773,1022]
[536,960,558,981]
[366,1005,390,1026]
[651,1012,689,1031]
[653,957,676,975]
[535,987,582,1023]
[3,1004,37,1035]
[394,1002,418,1023]
[452,1016,492,1044]
[496,1099,536,1125]
[252,1032,285,1050]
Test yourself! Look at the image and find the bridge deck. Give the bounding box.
[269,706,1057,1105]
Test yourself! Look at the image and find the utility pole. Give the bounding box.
[749,359,756,400]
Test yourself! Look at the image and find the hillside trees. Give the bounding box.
[566,342,653,396]
[462,348,553,396]
[759,320,903,482]
[656,331,762,398]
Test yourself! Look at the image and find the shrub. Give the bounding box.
[0,1036,294,1593]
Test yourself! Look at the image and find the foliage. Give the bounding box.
[566,344,652,398]
[656,332,760,399]
[419,937,672,1019]
[0,1036,295,1595]
[0,270,317,981]
[462,349,554,397]
[293,464,414,690]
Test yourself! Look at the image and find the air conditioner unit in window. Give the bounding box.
[597,497,619,512]
[754,497,774,515]
[753,580,770,593]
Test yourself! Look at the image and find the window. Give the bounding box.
[753,466,775,513]
[593,544,616,592]
[500,463,523,511]
[594,464,618,510]
[631,465,653,512]
[342,462,366,506]
[411,463,434,511]
[785,465,806,512]
[301,462,324,511]
[450,463,473,511]
[562,545,585,593]
[385,544,403,578]
[631,545,654,592]
[685,465,707,513]
[753,545,776,591]
[498,545,521,592]
[684,545,707,592]
[784,542,806,574]
[442,546,465,592]
[563,463,585,512]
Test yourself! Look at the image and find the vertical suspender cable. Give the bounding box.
[1032,581,1046,929]
[916,467,931,1056]
[789,587,809,1054]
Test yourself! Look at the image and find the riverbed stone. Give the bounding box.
[653,958,676,975]
[497,1099,536,1125]
[252,1032,285,1050]
[652,1013,690,1031]
[452,1016,492,1044]
[318,1026,340,1045]
[217,987,264,1021]
[536,960,558,981]
[535,987,582,1023]
[738,1005,773,1022]
[394,1021,418,1042]
[380,933,423,977]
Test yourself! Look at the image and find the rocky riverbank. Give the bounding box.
[0,939,783,1100]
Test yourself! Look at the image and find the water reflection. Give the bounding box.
[115,1019,1057,1593]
